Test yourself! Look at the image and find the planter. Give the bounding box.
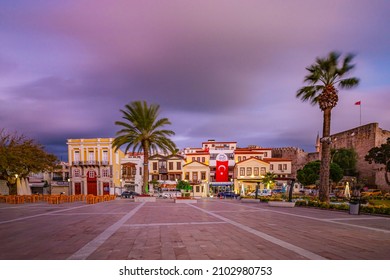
[240,198,260,203]
[174,198,197,204]
[268,201,295,207]
[349,203,360,215]
[134,196,156,203]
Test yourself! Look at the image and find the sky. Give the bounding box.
[1,0,389,161]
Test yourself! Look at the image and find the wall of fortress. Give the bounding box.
[272,123,389,191]
[329,123,389,190]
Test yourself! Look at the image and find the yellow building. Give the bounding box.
[182,161,210,197]
[67,138,124,195]
[234,157,270,195]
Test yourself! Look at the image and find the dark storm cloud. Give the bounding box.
[1,0,390,159]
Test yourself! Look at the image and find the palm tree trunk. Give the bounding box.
[143,148,149,194]
[319,108,332,202]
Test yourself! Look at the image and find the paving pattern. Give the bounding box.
[0,198,389,260]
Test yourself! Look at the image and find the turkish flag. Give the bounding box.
[216,160,229,182]
[355,101,361,105]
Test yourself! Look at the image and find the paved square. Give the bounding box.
[0,199,389,260]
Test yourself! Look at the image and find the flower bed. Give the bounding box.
[268,201,295,207]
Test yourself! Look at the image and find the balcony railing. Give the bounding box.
[72,161,110,166]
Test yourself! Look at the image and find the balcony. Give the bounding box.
[159,167,168,174]
[72,161,109,166]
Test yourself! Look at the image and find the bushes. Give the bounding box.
[295,198,390,215]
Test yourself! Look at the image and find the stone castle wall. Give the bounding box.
[329,123,390,190]
[272,123,389,191]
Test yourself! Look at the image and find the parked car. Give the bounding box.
[217,191,240,198]
[361,189,382,197]
[121,191,140,198]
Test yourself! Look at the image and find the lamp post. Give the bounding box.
[68,178,71,195]
[255,182,260,200]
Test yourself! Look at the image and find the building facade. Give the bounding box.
[67,138,124,196]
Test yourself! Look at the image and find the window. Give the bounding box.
[139,167,142,175]
[185,172,189,180]
[254,167,259,176]
[261,167,266,175]
[102,150,108,163]
[197,157,200,162]
[240,167,245,176]
[202,157,205,163]
[153,162,158,171]
[201,172,206,180]
[73,168,81,177]
[278,164,282,170]
[192,172,198,182]
[264,152,267,157]
[270,164,273,170]
[192,157,195,162]
[176,162,181,170]
[238,156,241,162]
[243,156,246,160]
[88,151,94,162]
[169,162,174,170]
[196,186,200,192]
[88,170,95,178]
[283,164,287,170]
[102,168,110,177]
[74,151,80,163]
[246,167,252,176]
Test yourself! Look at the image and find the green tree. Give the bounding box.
[365,138,390,185]
[296,51,359,202]
[331,148,358,176]
[0,129,58,194]
[112,101,177,194]
[261,172,277,189]
[297,160,343,187]
[176,180,192,192]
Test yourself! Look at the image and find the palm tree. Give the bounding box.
[261,172,277,189]
[112,101,177,194]
[296,51,359,202]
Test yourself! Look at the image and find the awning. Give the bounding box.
[209,182,233,186]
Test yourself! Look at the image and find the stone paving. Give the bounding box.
[0,198,389,260]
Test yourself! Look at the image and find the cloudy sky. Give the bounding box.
[1,0,389,160]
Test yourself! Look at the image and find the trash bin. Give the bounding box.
[349,196,360,215]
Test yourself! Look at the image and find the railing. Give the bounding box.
[72,161,110,166]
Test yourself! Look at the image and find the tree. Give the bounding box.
[0,129,58,194]
[365,138,390,185]
[176,180,192,192]
[297,160,343,187]
[112,101,177,194]
[331,148,358,176]
[261,172,277,189]
[296,51,359,202]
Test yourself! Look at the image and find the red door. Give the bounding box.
[87,171,97,195]
[103,183,110,195]
[75,183,81,195]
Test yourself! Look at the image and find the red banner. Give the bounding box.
[216,160,229,182]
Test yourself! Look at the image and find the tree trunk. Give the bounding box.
[143,148,149,194]
[319,108,332,202]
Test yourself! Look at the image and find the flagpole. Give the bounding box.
[359,102,361,126]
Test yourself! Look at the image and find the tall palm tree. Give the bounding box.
[112,101,177,194]
[296,51,359,202]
